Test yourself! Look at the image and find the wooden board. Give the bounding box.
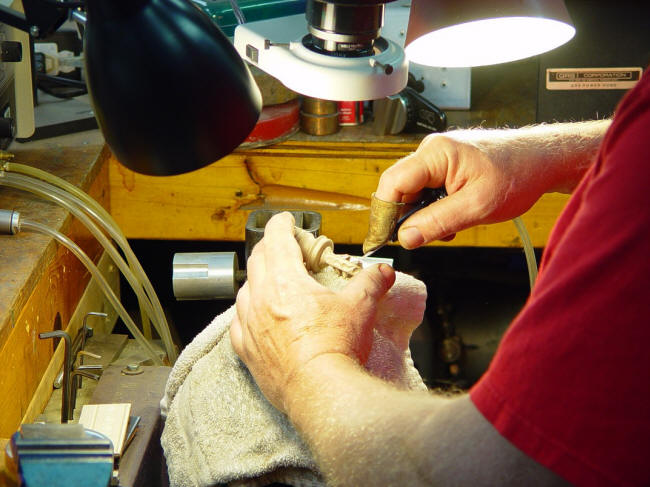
[109,139,569,247]
[79,403,132,456]
[107,58,552,247]
[0,437,15,486]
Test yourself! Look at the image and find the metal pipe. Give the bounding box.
[0,209,20,234]
[70,369,101,382]
[69,365,102,414]
[69,369,101,418]
[77,312,105,388]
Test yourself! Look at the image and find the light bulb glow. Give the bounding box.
[406,17,575,67]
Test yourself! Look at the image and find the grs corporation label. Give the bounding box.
[546,67,643,90]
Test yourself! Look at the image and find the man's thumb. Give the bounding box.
[346,263,396,305]
[398,190,475,247]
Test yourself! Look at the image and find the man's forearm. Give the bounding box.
[285,354,449,486]
[446,119,610,194]
[284,354,570,487]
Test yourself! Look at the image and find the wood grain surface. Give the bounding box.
[109,137,569,247]
[0,131,108,436]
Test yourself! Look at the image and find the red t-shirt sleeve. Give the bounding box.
[470,73,650,487]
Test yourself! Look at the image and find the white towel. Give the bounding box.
[161,267,428,487]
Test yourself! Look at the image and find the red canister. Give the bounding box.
[338,101,364,126]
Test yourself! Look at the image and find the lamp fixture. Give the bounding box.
[83,0,262,176]
[234,0,574,102]
[405,0,575,67]
[56,0,575,175]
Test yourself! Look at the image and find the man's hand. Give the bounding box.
[376,121,608,249]
[229,212,395,411]
[229,215,570,487]
[375,133,546,248]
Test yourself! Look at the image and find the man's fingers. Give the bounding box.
[375,155,432,202]
[229,313,243,357]
[375,136,450,202]
[397,191,479,247]
[231,281,251,357]
[245,241,267,290]
[262,212,308,277]
[235,281,250,323]
[345,263,396,308]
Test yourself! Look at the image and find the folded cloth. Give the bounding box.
[161,267,428,487]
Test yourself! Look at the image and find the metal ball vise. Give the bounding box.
[172,210,324,301]
[171,210,391,301]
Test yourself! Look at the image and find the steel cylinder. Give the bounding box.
[172,252,240,300]
[306,0,384,55]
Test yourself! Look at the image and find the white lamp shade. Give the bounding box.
[405,0,575,67]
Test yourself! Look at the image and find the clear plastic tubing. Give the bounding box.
[19,219,163,365]
[0,172,177,363]
[1,172,173,359]
[0,171,176,362]
[512,216,538,291]
[4,162,159,346]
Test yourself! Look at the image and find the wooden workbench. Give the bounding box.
[0,56,571,441]
[0,131,111,438]
[107,125,568,248]
[0,124,568,438]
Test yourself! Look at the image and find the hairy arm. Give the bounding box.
[376,120,610,247]
[231,214,570,486]
[285,354,567,487]
[445,119,609,194]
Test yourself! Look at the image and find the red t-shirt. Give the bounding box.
[470,71,650,486]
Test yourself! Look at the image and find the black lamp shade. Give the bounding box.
[84,0,262,176]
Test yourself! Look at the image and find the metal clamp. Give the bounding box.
[8,423,114,487]
[245,210,321,261]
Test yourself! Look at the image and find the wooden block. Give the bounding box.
[0,437,8,483]
[79,403,131,457]
[0,136,109,345]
